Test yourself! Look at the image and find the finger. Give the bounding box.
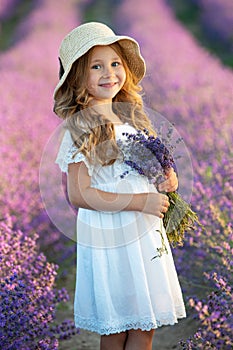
[160,176,178,192]
[159,179,173,192]
[164,167,174,177]
[166,170,177,183]
[158,183,165,192]
[167,182,178,192]
[159,184,169,192]
[161,204,169,213]
[161,203,169,212]
[162,194,169,203]
[163,198,169,207]
[167,185,178,192]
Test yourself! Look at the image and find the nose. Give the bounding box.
[102,65,114,78]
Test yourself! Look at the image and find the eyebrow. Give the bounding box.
[91,57,121,63]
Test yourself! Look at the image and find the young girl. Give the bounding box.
[54,22,186,350]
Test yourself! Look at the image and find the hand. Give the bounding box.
[158,168,178,193]
[143,193,170,218]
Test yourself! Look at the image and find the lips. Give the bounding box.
[99,82,117,88]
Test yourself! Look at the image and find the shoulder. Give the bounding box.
[55,128,94,176]
[55,129,79,172]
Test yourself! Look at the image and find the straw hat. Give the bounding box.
[53,22,146,99]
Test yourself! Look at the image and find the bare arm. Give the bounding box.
[67,162,169,218]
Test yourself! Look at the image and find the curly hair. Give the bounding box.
[54,42,155,165]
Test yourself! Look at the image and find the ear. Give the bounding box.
[59,57,65,79]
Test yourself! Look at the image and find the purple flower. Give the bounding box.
[0,219,79,349]
[118,129,203,247]
[115,0,233,347]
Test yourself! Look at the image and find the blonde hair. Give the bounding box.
[54,42,155,165]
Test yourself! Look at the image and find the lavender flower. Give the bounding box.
[191,0,233,50]
[0,218,79,349]
[118,129,202,247]
[0,0,86,347]
[115,0,233,347]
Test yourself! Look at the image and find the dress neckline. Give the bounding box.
[114,122,131,127]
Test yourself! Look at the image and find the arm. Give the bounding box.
[67,162,169,218]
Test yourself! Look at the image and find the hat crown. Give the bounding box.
[59,22,115,69]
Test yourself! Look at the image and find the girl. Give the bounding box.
[54,22,186,350]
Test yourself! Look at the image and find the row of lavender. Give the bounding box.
[0,0,82,348]
[1,0,232,348]
[189,0,233,50]
[0,0,21,19]
[115,0,233,348]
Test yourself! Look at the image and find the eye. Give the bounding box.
[112,61,121,67]
[91,64,101,70]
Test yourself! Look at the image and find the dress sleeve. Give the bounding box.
[55,129,93,176]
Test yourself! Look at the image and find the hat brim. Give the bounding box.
[53,35,146,100]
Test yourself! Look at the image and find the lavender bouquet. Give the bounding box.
[118,129,202,248]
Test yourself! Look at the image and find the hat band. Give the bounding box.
[58,57,65,79]
[60,35,132,70]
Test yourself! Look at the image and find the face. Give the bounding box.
[86,45,126,105]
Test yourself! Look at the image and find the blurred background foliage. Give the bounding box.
[1,0,232,67]
[0,0,232,349]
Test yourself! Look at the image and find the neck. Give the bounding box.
[88,101,122,124]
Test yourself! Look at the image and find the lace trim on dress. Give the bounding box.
[55,130,94,176]
[74,309,186,335]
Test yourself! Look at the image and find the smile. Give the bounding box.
[99,82,117,88]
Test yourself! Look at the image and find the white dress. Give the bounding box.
[56,124,186,335]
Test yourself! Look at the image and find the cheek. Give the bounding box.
[120,70,127,85]
[86,77,95,93]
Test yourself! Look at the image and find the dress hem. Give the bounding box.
[74,313,187,335]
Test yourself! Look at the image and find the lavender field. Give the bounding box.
[0,0,232,349]
[188,0,233,51]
